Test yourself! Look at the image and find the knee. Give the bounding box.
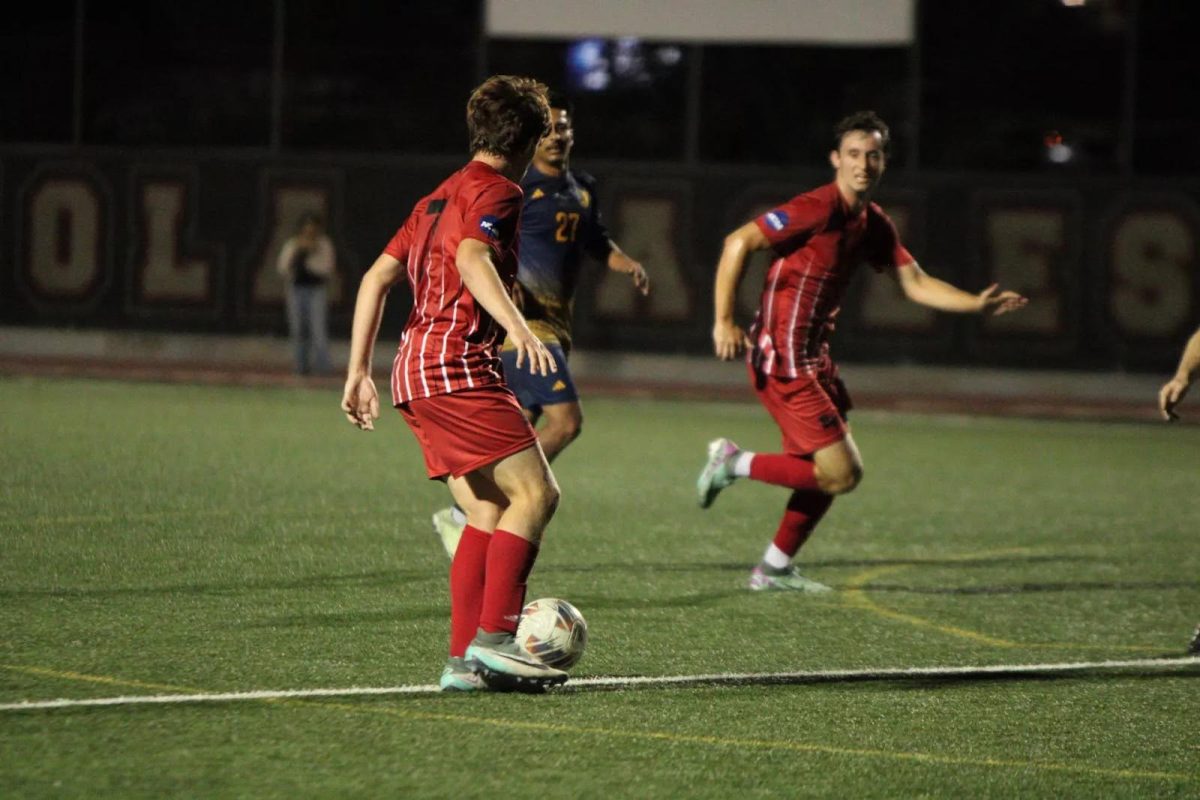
[514,470,559,515]
[534,476,561,518]
[465,502,504,531]
[818,463,863,495]
[546,411,583,443]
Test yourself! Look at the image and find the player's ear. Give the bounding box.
[829,150,840,169]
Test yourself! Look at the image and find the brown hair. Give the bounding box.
[466,75,551,159]
[833,110,890,152]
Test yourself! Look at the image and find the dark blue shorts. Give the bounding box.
[501,344,578,413]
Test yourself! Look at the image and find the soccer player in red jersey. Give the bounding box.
[1159,324,1200,421]
[431,91,651,557]
[698,111,1028,592]
[341,75,567,692]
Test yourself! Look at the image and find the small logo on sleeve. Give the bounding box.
[479,215,501,239]
[763,209,789,232]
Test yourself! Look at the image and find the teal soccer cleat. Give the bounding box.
[439,657,486,692]
[465,634,568,693]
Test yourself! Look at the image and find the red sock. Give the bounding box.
[772,490,834,556]
[449,525,491,657]
[750,453,822,491]
[478,530,538,635]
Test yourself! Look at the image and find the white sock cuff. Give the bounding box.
[733,451,755,478]
[762,544,791,571]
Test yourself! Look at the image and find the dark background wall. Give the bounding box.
[2,0,1197,371]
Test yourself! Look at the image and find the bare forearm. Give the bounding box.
[606,245,633,273]
[713,238,748,323]
[346,271,389,376]
[907,274,983,313]
[457,254,526,334]
[1174,328,1200,382]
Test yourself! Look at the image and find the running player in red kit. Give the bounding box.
[341,75,566,692]
[698,111,1028,592]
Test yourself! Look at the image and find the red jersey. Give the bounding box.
[749,182,913,379]
[385,160,523,404]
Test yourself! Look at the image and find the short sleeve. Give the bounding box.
[754,194,827,252]
[383,203,422,262]
[462,179,523,257]
[865,209,914,272]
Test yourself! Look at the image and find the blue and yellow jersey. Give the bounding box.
[508,165,612,352]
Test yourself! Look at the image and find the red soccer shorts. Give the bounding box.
[749,361,852,456]
[398,384,537,479]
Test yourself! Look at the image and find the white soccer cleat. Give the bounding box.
[431,507,465,558]
[748,565,832,593]
[697,437,742,509]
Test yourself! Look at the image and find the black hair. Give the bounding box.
[547,90,575,117]
[833,110,890,152]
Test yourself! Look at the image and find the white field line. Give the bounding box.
[2,655,1197,712]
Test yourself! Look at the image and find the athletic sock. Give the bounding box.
[762,490,835,564]
[450,505,467,526]
[762,544,792,572]
[732,451,755,477]
[749,453,822,491]
[478,530,538,636]
[449,525,490,657]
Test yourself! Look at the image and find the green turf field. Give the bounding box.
[2,376,1197,798]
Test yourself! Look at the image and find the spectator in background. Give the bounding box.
[1159,324,1200,421]
[277,213,336,375]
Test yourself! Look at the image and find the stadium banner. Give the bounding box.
[485,0,916,45]
[0,148,1196,372]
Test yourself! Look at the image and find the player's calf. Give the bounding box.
[814,463,863,495]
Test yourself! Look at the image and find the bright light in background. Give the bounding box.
[1061,0,1086,6]
[567,38,610,91]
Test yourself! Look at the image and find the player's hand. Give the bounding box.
[341,373,380,431]
[628,261,650,296]
[510,327,557,377]
[712,319,751,361]
[978,283,1028,316]
[1159,376,1190,421]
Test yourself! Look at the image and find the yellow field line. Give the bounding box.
[306,699,1193,784]
[839,548,1162,652]
[842,562,1025,647]
[2,507,378,527]
[1,664,197,694]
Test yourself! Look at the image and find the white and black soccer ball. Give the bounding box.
[516,597,588,670]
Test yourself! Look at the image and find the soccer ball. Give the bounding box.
[516,597,588,670]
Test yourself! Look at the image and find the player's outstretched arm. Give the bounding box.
[1159,326,1200,421]
[607,244,650,296]
[456,238,556,377]
[341,252,403,431]
[895,262,1028,316]
[712,221,768,360]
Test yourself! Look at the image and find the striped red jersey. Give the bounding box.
[385,160,523,404]
[749,182,913,379]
